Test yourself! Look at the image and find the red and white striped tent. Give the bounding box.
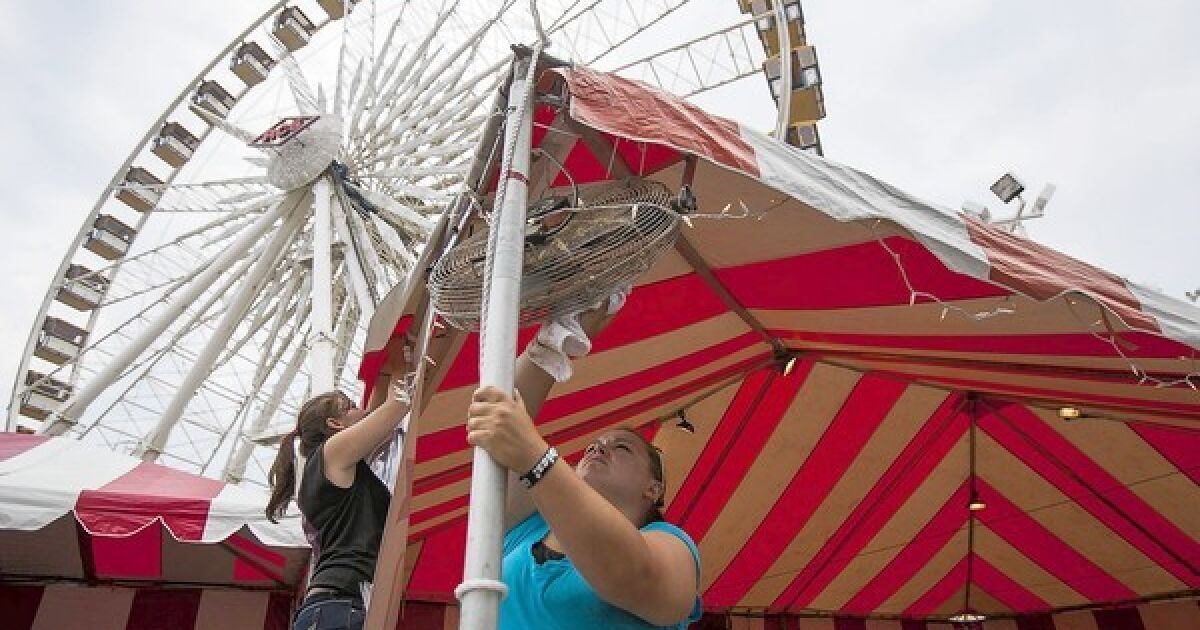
[359,66,1199,629]
[0,433,310,630]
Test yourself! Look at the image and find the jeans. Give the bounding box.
[293,596,365,630]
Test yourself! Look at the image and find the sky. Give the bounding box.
[1,0,1197,414]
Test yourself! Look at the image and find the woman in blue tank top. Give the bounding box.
[468,310,703,629]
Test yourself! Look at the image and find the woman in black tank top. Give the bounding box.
[266,371,409,630]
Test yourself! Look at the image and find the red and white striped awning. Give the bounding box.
[360,67,1199,624]
[0,433,309,591]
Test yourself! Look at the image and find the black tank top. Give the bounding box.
[297,442,391,596]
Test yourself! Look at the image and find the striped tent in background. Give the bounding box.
[0,433,308,630]
[360,65,1199,628]
[264,596,1196,629]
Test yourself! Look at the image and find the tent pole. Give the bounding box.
[457,55,533,630]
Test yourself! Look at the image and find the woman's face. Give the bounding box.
[330,393,366,428]
[577,429,662,507]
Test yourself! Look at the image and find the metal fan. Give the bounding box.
[429,179,686,330]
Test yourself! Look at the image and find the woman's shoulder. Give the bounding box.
[640,520,695,544]
[640,521,701,576]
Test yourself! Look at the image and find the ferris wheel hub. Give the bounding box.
[257,113,343,191]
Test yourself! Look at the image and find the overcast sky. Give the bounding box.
[1,1,1197,408]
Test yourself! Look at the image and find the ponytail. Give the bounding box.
[264,391,351,523]
[266,431,298,523]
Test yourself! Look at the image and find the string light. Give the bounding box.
[868,221,1200,391]
[869,221,1018,322]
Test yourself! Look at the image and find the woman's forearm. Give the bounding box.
[514,352,554,418]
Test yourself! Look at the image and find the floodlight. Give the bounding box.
[990,172,1025,203]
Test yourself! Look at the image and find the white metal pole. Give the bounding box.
[138,208,304,461]
[457,56,533,630]
[311,175,337,394]
[772,0,793,141]
[330,199,378,315]
[41,198,289,436]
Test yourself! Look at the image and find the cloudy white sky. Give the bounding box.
[1,1,1197,410]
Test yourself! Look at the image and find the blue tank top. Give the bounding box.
[500,512,703,630]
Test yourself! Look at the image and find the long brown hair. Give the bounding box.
[265,391,352,522]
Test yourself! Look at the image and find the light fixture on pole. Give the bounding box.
[675,409,696,434]
[963,171,1055,235]
[775,351,800,376]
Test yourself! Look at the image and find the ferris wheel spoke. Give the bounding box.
[546,0,692,64]
[222,327,310,482]
[341,7,411,129]
[330,289,363,386]
[70,246,267,443]
[137,203,305,461]
[612,19,760,97]
[362,211,419,277]
[213,263,304,369]
[349,5,458,139]
[340,194,396,280]
[358,57,501,163]
[266,33,321,116]
[59,242,261,399]
[249,277,311,398]
[43,193,296,435]
[331,205,378,314]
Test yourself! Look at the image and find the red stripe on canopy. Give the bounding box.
[706,374,908,608]
[75,462,225,540]
[772,393,969,610]
[980,402,1200,585]
[975,479,1138,601]
[902,556,967,617]
[972,554,1051,612]
[1130,423,1200,485]
[669,363,811,539]
[411,347,767,499]
[720,238,1008,311]
[841,483,970,615]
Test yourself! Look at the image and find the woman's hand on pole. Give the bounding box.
[466,385,548,475]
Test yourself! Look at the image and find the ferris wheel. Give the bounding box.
[8,0,825,486]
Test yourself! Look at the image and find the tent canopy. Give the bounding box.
[0,432,308,589]
[363,66,1199,621]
